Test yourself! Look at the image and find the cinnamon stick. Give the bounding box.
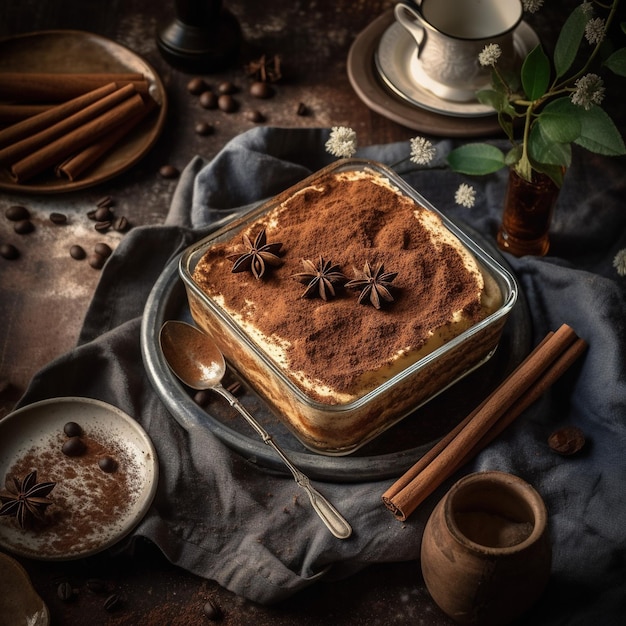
[0,103,53,124]
[382,324,586,521]
[0,72,147,102]
[0,83,119,150]
[55,97,156,181]
[9,92,148,183]
[0,83,137,167]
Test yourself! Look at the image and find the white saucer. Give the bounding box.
[0,397,158,561]
[375,21,539,118]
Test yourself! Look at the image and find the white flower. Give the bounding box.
[613,249,626,276]
[478,43,502,67]
[409,136,436,165]
[454,183,476,208]
[580,1,594,18]
[325,126,357,158]
[585,17,606,44]
[571,73,605,109]
[522,0,544,13]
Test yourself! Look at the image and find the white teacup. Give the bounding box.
[394,0,523,102]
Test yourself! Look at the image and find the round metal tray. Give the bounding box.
[141,227,531,483]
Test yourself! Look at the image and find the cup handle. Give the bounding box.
[394,2,427,56]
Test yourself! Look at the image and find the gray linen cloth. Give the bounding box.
[19,127,626,622]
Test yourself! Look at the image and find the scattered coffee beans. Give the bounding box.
[244,110,264,123]
[113,216,130,232]
[96,196,114,208]
[217,81,236,94]
[5,205,29,221]
[548,426,586,455]
[217,94,238,113]
[63,421,83,437]
[103,593,121,612]
[62,436,86,457]
[203,598,223,621]
[187,77,208,95]
[14,219,34,234]
[94,206,112,222]
[57,581,75,602]
[94,242,113,258]
[88,252,106,269]
[159,164,179,179]
[70,244,86,260]
[249,81,273,99]
[199,90,218,109]
[49,212,68,225]
[195,121,214,135]
[98,456,118,473]
[0,243,19,260]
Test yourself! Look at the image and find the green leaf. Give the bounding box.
[521,45,551,100]
[446,144,506,175]
[536,98,581,143]
[533,163,567,188]
[553,5,587,77]
[603,48,626,77]
[574,106,626,155]
[528,123,572,169]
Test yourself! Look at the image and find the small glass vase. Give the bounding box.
[496,168,561,257]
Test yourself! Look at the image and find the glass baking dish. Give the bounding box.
[179,159,518,456]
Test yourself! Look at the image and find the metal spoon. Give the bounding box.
[159,320,352,540]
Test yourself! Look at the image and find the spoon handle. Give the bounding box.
[214,384,352,539]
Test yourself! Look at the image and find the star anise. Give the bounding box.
[293,256,346,300]
[245,53,282,83]
[228,228,283,280]
[0,470,56,529]
[345,261,398,309]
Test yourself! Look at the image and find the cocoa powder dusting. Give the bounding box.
[193,171,490,400]
[2,429,142,557]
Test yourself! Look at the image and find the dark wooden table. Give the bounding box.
[0,1,568,624]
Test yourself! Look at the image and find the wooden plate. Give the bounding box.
[0,30,167,194]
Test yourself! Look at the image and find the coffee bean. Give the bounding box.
[217,81,236,94]
[98,456,118,473]
[0,243,19,260]
[96,195,114,208]
[62,436,86,457]
[249,81,273,99]
[159,164,179,179]
[88,252,106,269]
[199,90,218,109]
[548,426,586,455]
[14,219,34,234]
[203,598,223,621]
[49,212,67,225]
[244,110,264,123]
[57,582,75,602]
[103,593,121,612]
[195,121,214,135]
[187,77,208,95]
[87,209,97,220]
[94,221,111,233]
[113,216,129,232]
[63,421,83,437]
[70,244,86,260]
[94,242,112,258]
[5,205,29,221]
[94,206,112,221]
[296,102,308,116]
[218,94,237,113]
